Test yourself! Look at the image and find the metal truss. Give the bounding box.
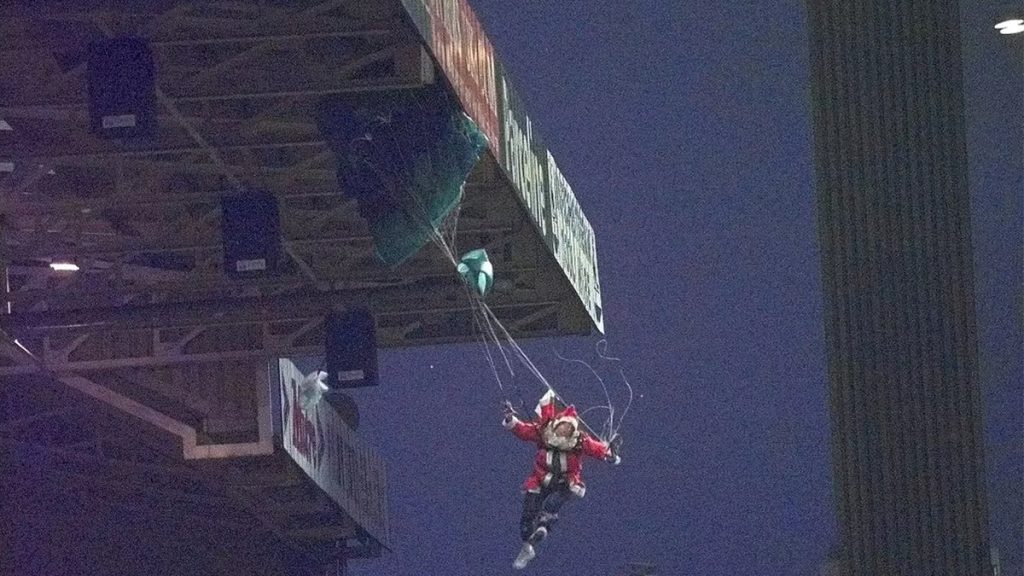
[0,0,593,570]
[0,0,589,353]
[0,373,374,563]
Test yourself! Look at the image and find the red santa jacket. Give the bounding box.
[504,394,613,496]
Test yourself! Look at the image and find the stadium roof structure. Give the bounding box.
[0,0,603,363]
[0,0,603,571]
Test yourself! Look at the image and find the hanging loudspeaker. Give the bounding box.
[220,191,280,276]
[87,37,156,138]
[326,308,379,389]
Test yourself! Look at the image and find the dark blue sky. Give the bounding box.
[343,1,1022,575]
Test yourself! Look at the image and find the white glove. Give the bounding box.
[569,483,586,498]
[607,435,623,465]
[298,371,329,413]
[502,414,519,429]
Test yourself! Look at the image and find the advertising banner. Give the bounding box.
[404,0,501,158]
[400,0,604,332]
[498,69,604,332]
[278,359,391,547]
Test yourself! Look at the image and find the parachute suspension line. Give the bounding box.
[594,339,634,440]
[578,405,613,419]
[554,351,616,442]
[354,118,520,410]
[470,297,608,441]
[345,83,473,269]
[360,110,524,409]
[464,284,507,382]
[554,351,615,422]
[472,292,515,378]
[578,404,614,440]
[395,85,474,267]
[594,339,620,362]
[341,89,619,441]
[476,300,552,389]
[475,310,506,396]
[377,110,516,403]
[351,112,514,398]
[350,85,470,268]
[436,195,462,260]
[470,295,528,411]
[610,372,633,440]
[354,114,463,268]
[463,278,531,411]
[366,145,610,437]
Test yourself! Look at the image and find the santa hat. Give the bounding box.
[534,389,578,425]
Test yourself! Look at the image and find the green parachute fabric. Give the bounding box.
[458,248,493,297]
[317,84,488,266]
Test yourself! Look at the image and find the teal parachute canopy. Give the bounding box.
[458,248,493,297]
[318,85,488,266]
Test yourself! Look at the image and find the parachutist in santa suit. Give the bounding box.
[502,391,621,569]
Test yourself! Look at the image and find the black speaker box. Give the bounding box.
[87,37,156,138]
[326,309,379,389]
[221,192,280,275]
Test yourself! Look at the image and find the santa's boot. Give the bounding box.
[513,542,536,569]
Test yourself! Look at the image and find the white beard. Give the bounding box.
[542,418,580,451]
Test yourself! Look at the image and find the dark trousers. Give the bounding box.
[519,482,574,542]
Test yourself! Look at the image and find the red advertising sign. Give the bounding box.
[279,359,391,547]
[421,0,501,158]
[400,0,604,333]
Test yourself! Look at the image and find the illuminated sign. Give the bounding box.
[279,359,391,547]
[407,0,500,158]
[545,151,602,331]
[401,0,604,332]
[499,71,604,332]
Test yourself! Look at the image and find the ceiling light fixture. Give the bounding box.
[994,18,1024,34]
[49,261,80,272]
